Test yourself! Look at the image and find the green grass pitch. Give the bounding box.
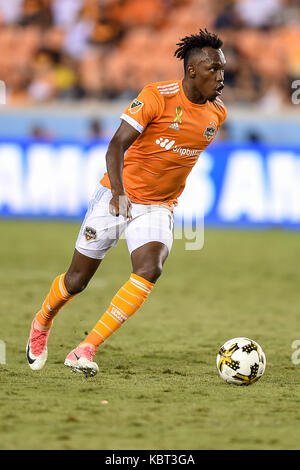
[1,220,300,450]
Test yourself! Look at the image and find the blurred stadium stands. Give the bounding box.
[0,0,300,142]
[0,0,300,226]
[0,0,299,141]
[0,0,299,106]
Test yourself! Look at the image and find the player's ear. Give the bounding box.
[186,64,196,79]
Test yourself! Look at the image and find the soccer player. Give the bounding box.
[26,29,227,377]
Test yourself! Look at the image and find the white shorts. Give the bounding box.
[75,185,174,260]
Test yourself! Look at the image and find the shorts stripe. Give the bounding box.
[77,186,107,241]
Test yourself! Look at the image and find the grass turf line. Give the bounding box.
[0,221,300,450]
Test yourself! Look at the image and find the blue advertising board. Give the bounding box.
[0,139,300,228]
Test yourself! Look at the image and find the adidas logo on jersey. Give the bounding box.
[168,122,180,130]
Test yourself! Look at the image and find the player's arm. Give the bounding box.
[106,120,140,220]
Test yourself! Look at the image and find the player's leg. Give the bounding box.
[81,241,168,346]
[27,185,125,371]
[65,249,102,294]
[67,206,173,377]
[131,241,169,283]
[67,242,168,376]
[37,249,101,329]
[26,249,101,370]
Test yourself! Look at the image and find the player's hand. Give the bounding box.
[109,193,132,221]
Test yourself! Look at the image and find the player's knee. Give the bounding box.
[64,272,89,295]
[134,262,163,284]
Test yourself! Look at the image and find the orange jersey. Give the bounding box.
[100,79,227,207]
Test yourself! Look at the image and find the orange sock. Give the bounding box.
[35,273,74,327]
[82,273,154,348]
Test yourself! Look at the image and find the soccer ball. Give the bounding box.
[216,337,266,385]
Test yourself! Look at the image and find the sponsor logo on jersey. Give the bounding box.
[129,99,144,114]
[155,137,201,158]
[203,121,217,141]
[84,226,97,240]
[155,137,176,150]
[172,145,201,158]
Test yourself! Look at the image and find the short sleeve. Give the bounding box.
[214,98,227,127]
[219,105,227,127]
[121,85,161,133]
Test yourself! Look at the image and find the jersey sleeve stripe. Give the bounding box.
[157,85,180,92]
[215,98,225,108]
[158,87,180,93]
[159,88,180,95]
[157,82,179,89]
[121,113,144,133]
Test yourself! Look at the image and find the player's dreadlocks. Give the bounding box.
[174,29,223,71]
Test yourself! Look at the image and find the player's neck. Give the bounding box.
[182,78,207,105]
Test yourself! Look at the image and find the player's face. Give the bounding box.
[190,47,226,102]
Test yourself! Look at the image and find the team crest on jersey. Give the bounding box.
[84,226,97,241]
[129,99,144,114]
[203,121,217,141]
